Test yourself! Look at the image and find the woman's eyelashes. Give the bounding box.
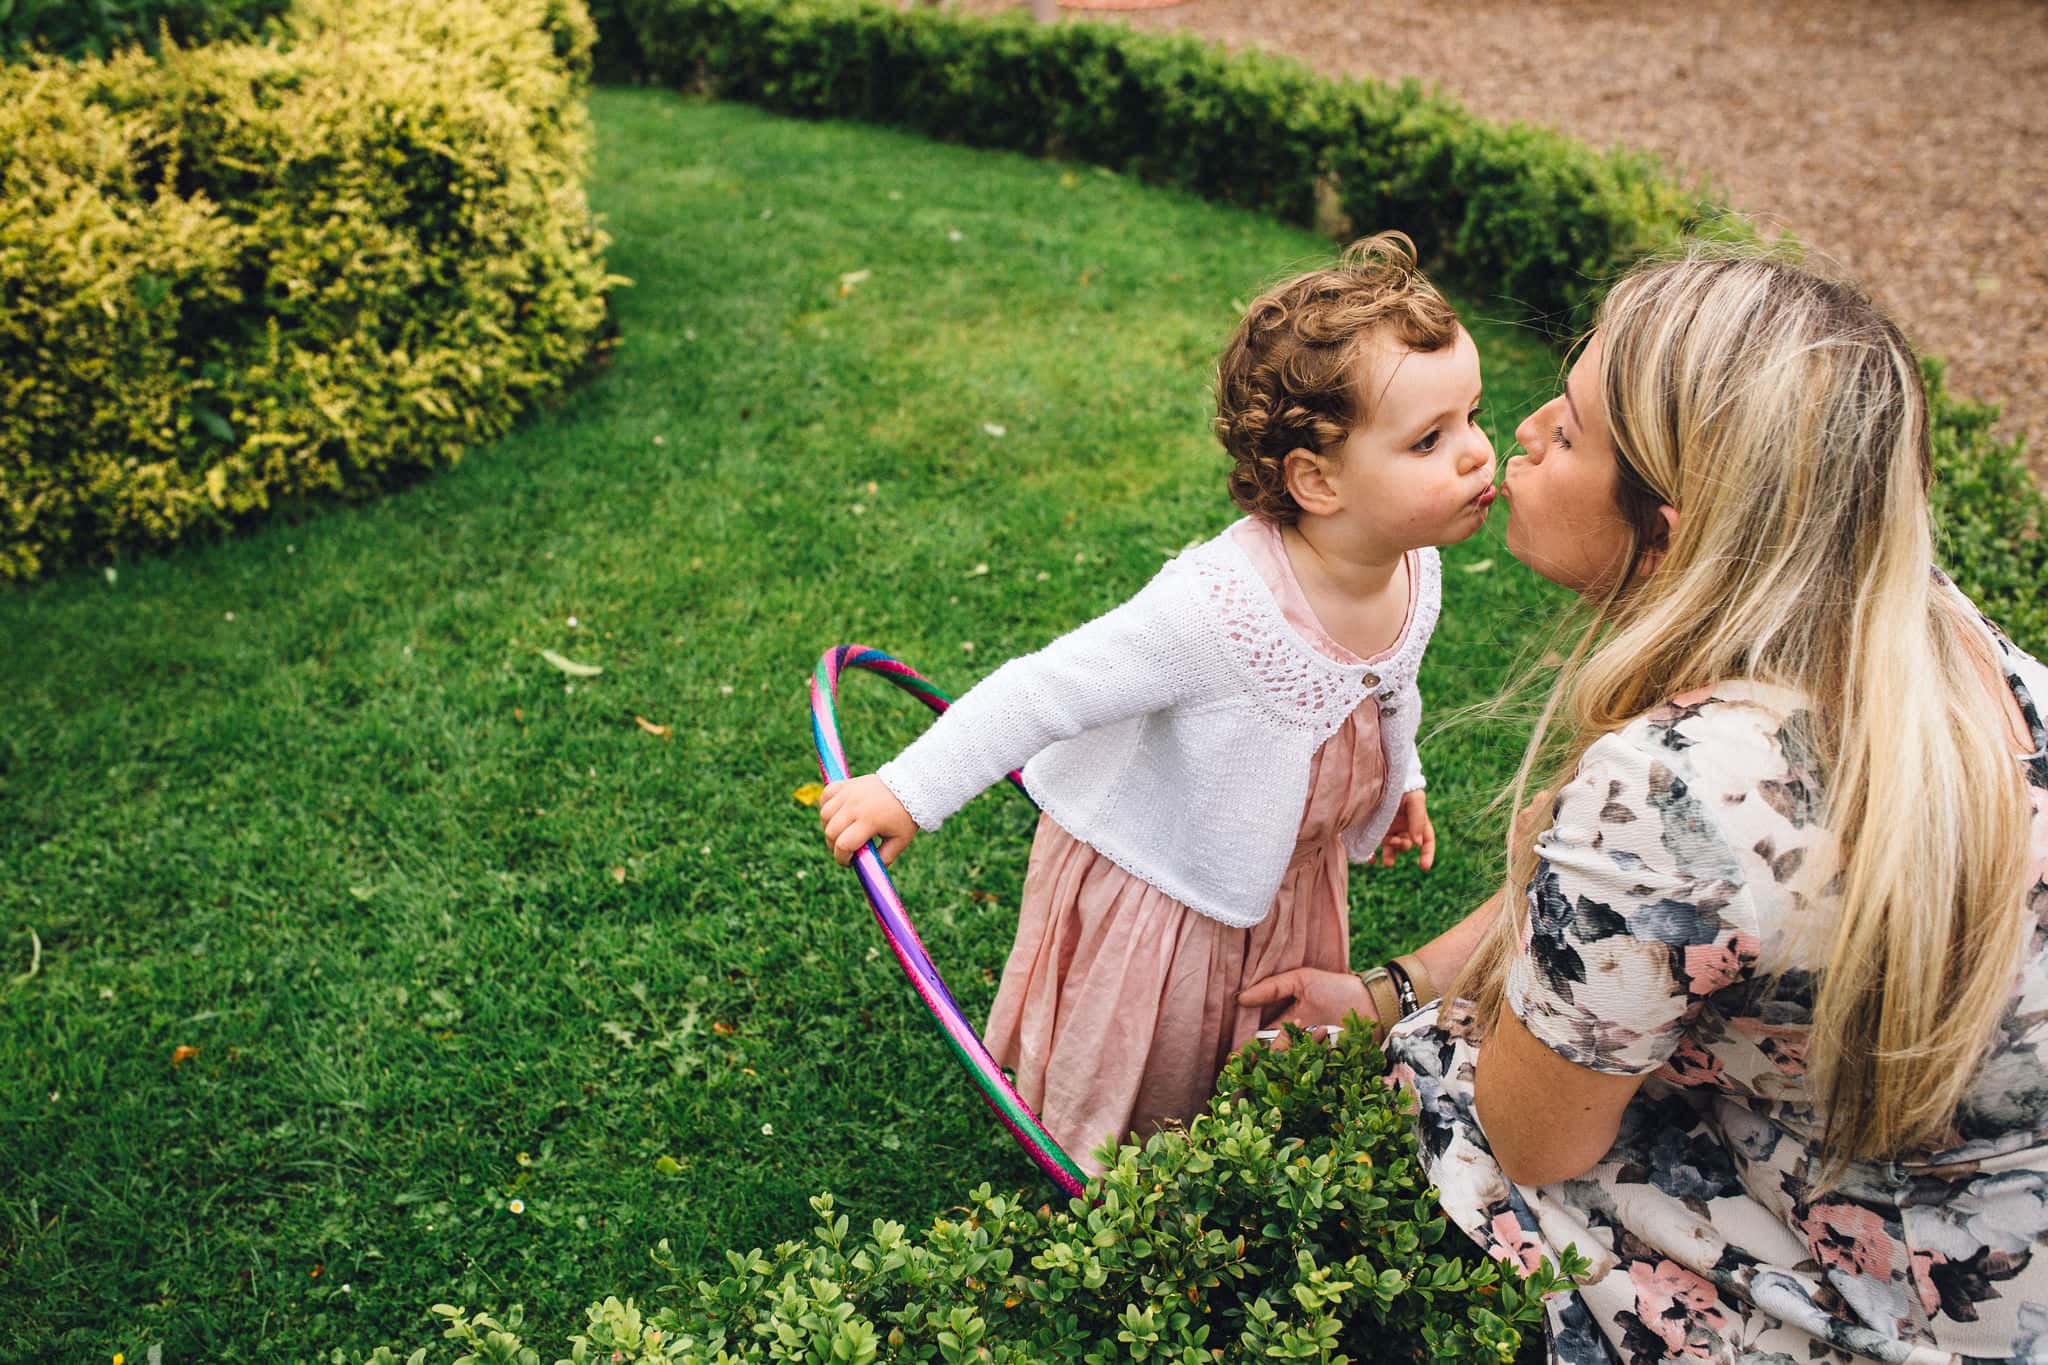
[1552,423,1573,451]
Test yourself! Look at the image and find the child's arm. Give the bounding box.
[871,564,1201,835]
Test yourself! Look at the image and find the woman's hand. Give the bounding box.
[820,775,917,866]
[1233,967,1377,1053]
[1377,789,1436,868]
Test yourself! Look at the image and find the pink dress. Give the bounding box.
[983,518,1417,1171]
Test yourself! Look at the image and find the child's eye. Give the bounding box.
[1413,429,1440,453]
[1552,424,1573,451]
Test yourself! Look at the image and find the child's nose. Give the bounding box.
[1458,431,1492,475]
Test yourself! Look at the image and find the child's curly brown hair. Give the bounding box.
[1215,232,1460,524]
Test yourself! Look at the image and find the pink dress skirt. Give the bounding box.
[983,519,1413,1171]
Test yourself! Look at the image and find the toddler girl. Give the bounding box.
[821,232,1497,1169]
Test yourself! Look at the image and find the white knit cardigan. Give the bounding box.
[878,521,1440,928]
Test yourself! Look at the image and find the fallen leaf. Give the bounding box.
[513,706,526,724]
[712,1020,735,1036]
[792,782,824,806]
[634,715,671,739]
[654,1155,683,1175]
[967,563,990,577]
[171,1045,200,1068]
[1462,558,1494,574]
[539,647,601,678]
[610,866,626,884]
[969,890,998,904]
[1060,171,1078,188]
[837,268,871,297]
[981,423,1005,438]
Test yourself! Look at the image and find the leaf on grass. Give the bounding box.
[610,866,627,884]
[711,1020,735,1036]
[792,782,824,806]
[539,647,601,677]
[654,1155,684,1175]
[1462,558,1495,574]
[981,423,1006,438]
[635,715,671,739]
[171,1045,200,1068]
[968,890,998,905]
[837,268,871,297]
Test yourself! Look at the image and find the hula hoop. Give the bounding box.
[809,644,1090,1200]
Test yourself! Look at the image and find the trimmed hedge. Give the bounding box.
[0,0,623,581]
[616,0,1754,340]
[371,1024,1584,1364]
[1926,360,2047,654]
[0,0,290,62]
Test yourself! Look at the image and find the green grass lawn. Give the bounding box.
[0,88,1572,1360]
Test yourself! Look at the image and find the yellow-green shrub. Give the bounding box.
[0,0,622,582]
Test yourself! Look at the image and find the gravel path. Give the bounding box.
[960,0,2048,474]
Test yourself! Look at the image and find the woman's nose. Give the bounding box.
[1514,412,1543,462]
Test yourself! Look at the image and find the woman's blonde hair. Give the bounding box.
[1456,247,2034,1169]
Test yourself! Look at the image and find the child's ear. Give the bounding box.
[1283,447,1341,516]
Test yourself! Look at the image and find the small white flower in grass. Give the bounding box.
[653,435,667,447]
[508,1199,526,1215]
[968,562,989,576]
[1036,571,1050,582]
[685,328,697,341]
[104,567,117,585]
[761,1123,774,1136]
[850,503,866,516]
[719,684,735,696]
[947,228,963,242]
[224,611,236,621]
[961,641,975,654]
[341,1283,352,1295]
[566,615,578,628]
[981,423,1005,438]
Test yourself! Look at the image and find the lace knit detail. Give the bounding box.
[1186,538,1376,739]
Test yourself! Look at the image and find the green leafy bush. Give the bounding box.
[367,1023,1585,1363]
[0,0,623,581]
[1925,360,2046,654]
[616,0,1752,340]
[0,0,290,61]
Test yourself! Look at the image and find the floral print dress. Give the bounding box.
[1388,605,2048,1364]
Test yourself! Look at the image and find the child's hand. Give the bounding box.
[820,774,917,867]
[1376,789,1435,869]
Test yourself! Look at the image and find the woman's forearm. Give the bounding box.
[1407,889,1506,1000]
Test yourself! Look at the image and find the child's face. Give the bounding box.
[1313,327,1496,552]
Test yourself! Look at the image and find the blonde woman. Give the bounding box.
[1238,250,2048,1364]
